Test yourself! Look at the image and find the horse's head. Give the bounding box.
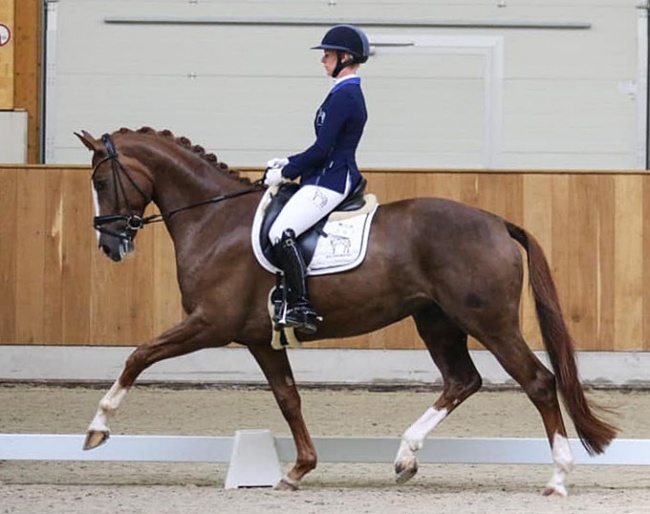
[75,130,154,262]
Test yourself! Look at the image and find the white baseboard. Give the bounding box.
[1,346,649,387]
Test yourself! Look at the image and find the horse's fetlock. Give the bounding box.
[304,454,318,472]
[298,449,317,467]
[99,400,116,413]
[401,435,422,453]
[560,458,574,474]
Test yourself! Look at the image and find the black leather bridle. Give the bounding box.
[91,133,263,242]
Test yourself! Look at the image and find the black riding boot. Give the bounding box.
[273,230,321,334]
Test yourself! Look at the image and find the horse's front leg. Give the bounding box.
[247,343,317,490]
[84,311,216,450]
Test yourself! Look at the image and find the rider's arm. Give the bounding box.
[281,91,354,180]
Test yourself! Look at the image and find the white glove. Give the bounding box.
[264,166,284,187]
[266,157,289,169]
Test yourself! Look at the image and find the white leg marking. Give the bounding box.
[87,380,129,433]
[401,406,448,452]
[394,407,448,481]
[91,185,101,244]
[544,432,574,496]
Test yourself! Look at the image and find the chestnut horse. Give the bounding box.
[76,127,616,496]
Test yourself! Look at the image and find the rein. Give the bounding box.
[92,134,263,241]
[137,186,264,225]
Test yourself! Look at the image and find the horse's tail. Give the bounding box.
[505,220,618,455]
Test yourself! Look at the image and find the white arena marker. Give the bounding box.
[225,429,282,489]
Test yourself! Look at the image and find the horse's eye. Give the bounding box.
[94,179,108,192]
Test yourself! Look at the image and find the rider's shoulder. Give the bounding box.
[330,85,362,105]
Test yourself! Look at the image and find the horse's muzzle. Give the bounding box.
[99,233,134,262]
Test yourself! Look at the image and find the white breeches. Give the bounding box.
[268,181,350,244]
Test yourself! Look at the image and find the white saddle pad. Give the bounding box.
[251,185,378,277]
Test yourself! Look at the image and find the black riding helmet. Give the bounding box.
[312,25,370,77]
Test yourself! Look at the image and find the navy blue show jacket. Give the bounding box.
[281,76,367,194]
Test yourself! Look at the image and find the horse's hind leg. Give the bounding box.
[395,304,482,484]
[479,330,573,496]
[84,312,217,450]
[247,342,317,491]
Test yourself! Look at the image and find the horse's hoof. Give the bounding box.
[542,485,568,497]
[274,477,300,491]
[394,459,418,484]
[83,430,110,450]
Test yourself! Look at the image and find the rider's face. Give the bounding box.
[321,50,337,76]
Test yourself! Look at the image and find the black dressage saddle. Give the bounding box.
[260,178,367,267]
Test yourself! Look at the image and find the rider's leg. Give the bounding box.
[269,185,348,242]
[269,184,348,333]
[273,228,320,333]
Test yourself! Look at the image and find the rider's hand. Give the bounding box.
[264,167,284,187]
[266,157,289,170]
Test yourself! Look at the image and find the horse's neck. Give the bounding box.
[151,153,233,209]
[150,156,248,248]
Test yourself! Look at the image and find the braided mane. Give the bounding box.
[117,126,252,184]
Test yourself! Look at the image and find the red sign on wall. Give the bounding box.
[0,23,11,47]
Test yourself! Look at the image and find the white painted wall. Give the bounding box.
[0,110,28,164]
[44,0,647,170]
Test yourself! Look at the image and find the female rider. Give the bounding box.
[264,24,370,334]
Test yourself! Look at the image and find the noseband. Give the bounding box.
[92,134,263,243]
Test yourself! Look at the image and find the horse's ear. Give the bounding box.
[74,130,100,152]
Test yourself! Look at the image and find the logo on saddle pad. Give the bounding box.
[251,182,378,276]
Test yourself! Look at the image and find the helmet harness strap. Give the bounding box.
[332,51,357,78]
